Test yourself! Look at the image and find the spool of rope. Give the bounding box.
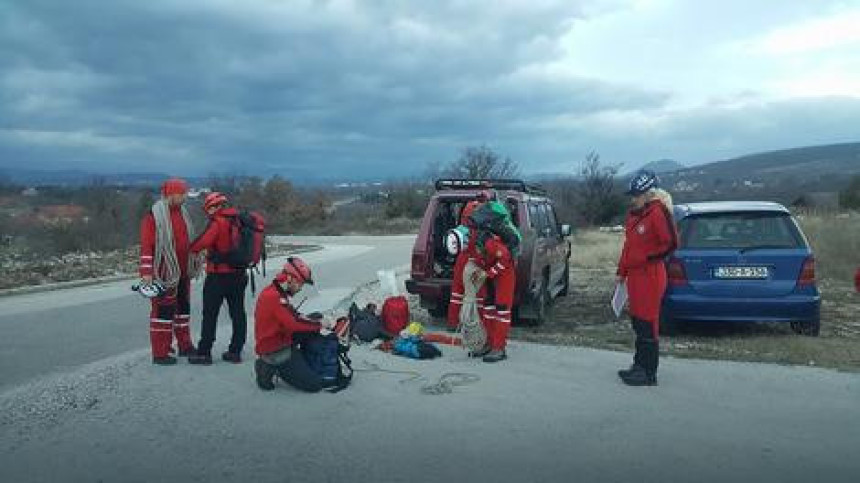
[458,259,487,353]
[151,199,203,289]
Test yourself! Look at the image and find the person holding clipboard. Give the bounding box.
[615,170,677,386]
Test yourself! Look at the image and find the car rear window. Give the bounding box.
[679,212,806,250]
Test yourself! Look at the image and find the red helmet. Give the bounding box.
[161,177,188,196]
[275,257,314,286]
[203,192,227,212]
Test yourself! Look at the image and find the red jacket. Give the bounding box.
[617,200,677,325]
[254,283,321,355]
[139,205,191,278]
[481,235,514,280]
[189,207,242,274]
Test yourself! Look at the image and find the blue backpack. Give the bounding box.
[299,333,353,392]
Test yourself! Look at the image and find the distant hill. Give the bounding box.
[662,142,860,204]
[634,159,685,174]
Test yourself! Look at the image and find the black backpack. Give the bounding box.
[349,302,382,342]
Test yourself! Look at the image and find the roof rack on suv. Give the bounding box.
[434,179,547,196]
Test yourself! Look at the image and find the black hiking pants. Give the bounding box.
[198,272,248,355]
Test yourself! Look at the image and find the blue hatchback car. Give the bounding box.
[662,201,820,336]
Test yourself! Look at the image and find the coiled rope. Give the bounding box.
[457,259,487,353]
[152,199,203,288]
[354,361,480,396]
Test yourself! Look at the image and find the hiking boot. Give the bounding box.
[178,346,196,357]
[621,366,658,386]
[255,359,277,391]
[482,350,507,363]
[618,364,641,379]
[153,356,178,366]
[188,352,213,365]
[468,345,491,358]
[222,351,242,364]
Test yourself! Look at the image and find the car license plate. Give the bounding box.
[713,266,768,279]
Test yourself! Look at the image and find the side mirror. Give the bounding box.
[560,224,572,237]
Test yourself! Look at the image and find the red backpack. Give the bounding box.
[381,296,410,336]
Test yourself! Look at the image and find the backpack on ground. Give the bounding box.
[381,296,410,336]
[295,331,353,393]
[349,302,382,342]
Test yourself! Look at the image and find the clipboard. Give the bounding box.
[612,282,628,318]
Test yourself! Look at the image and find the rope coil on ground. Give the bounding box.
[355,361,481,396]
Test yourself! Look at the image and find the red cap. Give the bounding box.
[161,178,188,196]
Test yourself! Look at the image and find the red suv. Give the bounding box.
[405,179,571,325]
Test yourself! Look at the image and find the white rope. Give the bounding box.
[151,199,203,289]
[458,259,487,353]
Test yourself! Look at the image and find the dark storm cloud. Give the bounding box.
[1,0,857,179]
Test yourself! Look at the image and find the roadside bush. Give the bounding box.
[796,213,860,283]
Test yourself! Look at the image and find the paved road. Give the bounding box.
[1,234,859,483]
[0,235,414,390]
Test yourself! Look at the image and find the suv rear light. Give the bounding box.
[411,253,426,278]
[667,257,687,286]
[798,256,816,286]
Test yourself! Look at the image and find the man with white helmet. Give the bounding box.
[139,178,203,365]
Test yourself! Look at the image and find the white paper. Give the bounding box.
[612,282,628,318]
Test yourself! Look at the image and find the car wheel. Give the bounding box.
[791,318,820,337]
[526,276,552,326]
[557,263,570,297]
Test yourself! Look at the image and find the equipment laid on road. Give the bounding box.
[349,302,383,342]
[381,296,410,336]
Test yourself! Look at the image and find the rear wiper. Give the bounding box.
[738,244,790,254]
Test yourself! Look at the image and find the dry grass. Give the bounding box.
[508,223,860,372]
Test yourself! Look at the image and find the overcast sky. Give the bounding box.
[1,0,858,179]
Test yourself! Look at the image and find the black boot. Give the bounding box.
[255,359,277,391]
[222,351,242,364]
[618,364,641,379]
[153,356,178,366]
[188,350,213,365]
[621,365,658,386]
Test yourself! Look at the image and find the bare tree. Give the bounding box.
[443,145,520,179]
[574,151,625,226]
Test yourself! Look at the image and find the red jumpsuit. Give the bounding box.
[617,200,677,336]
[254,282,322,356]
[481,235,516,352]
[447,201,485,330]
[139,204,194,358]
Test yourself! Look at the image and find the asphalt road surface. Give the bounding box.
[0,235,414,390]
[1,235,859,483]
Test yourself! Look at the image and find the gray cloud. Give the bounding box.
[0,0,857,180]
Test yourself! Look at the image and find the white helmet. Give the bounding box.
[133,280,167,298]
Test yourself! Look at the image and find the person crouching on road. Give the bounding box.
[616,170,677,386]
[475,231,516,363]
[253,258,338,391]
[188,192,249,365]
[139,178,204,365]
